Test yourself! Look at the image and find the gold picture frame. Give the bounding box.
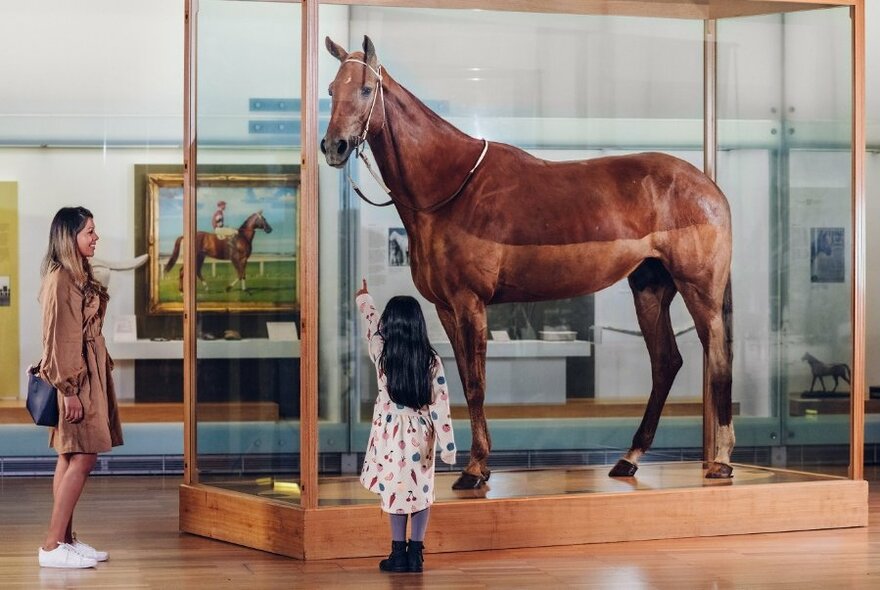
[147,171,300,313]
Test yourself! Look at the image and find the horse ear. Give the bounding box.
[363,35,378,70]
[325,37,348,62]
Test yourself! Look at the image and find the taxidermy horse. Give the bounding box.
[164,211,273,292]
[322,37,734,489]
[802,353,851,393]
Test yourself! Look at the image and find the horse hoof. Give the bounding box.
[608,459,638,477]
[452,472,486,490]
[705,462,734,479]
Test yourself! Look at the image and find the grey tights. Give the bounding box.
[389,507,430,542]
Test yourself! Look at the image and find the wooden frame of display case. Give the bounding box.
[179,0,867,559]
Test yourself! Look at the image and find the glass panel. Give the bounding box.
[192,0,302,503]
[315,5,857,509]
[318,6,726,507]
[718,8,853,475]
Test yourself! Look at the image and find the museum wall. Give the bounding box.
[0,1,878,423]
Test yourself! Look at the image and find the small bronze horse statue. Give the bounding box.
[323,37,734,488]
[802,352,851,393]
[164,210,272,292]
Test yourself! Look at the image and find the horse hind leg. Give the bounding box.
[609,259,682,477]
[677,274,734,479]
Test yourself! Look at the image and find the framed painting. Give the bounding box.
[147,171,299,313]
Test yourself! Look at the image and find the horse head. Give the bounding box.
[321,36,384,168]
[242,210,273,234]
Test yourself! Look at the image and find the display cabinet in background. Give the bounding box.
[179,0,867,559]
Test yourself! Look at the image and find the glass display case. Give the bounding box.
[179,0,867,559]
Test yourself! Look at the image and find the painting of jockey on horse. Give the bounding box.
[146,171,300,313]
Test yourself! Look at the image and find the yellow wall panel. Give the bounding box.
[0,183,19,399]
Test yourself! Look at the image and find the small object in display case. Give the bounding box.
[801,352,851,395]
[266,321,299,341]
[539,330,576,342]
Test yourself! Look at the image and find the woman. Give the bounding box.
[37,207,123,569]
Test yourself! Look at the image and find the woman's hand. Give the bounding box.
[63,395,84,424]
[355,278,369,297]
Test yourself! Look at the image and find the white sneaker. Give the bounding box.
[38,543,98,569]
[71,536,109,562]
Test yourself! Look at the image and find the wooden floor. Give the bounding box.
[1,470,877,589]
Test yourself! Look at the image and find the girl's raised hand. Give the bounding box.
[355,278,369,297]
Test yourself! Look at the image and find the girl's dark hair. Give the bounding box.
[378,296,437,410]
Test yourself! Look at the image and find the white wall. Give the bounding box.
[0,0,182,144]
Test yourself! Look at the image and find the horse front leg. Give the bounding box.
[610,260,681,477]
[437,302,491,489]
[195,254,209,290]
[226,259,247,292]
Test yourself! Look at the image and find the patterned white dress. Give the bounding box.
[357,293,457,514]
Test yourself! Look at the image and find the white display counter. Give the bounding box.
[108,339,300,360]
[433,340,591,406]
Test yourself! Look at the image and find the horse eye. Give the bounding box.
[328,87,333,97]
[361,86,372,97]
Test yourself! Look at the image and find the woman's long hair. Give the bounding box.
[378,296,437,410]
[41,206,106,302]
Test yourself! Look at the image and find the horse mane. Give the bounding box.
[238,211,261,232]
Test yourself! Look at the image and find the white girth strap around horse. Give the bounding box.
[342,58,489,214]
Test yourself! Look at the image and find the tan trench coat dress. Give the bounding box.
[39,268,123,454]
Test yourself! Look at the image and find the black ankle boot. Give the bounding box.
[407,540,424,573]
[379,540,408,572]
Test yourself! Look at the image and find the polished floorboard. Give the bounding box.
[1,470,878,589]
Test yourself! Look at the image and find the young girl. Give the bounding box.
[356,279,456,573]
[38,207,123,568]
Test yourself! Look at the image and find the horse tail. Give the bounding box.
[165,236,183,273]
[723,275,733,366]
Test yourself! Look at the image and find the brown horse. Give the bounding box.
[164,211,273,292]
[323,37,734,488]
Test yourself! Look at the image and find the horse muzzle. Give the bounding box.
[320,135,354,168]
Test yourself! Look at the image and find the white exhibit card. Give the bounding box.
[267,321,299,341]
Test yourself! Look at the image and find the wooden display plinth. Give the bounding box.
[179,463,868,560]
